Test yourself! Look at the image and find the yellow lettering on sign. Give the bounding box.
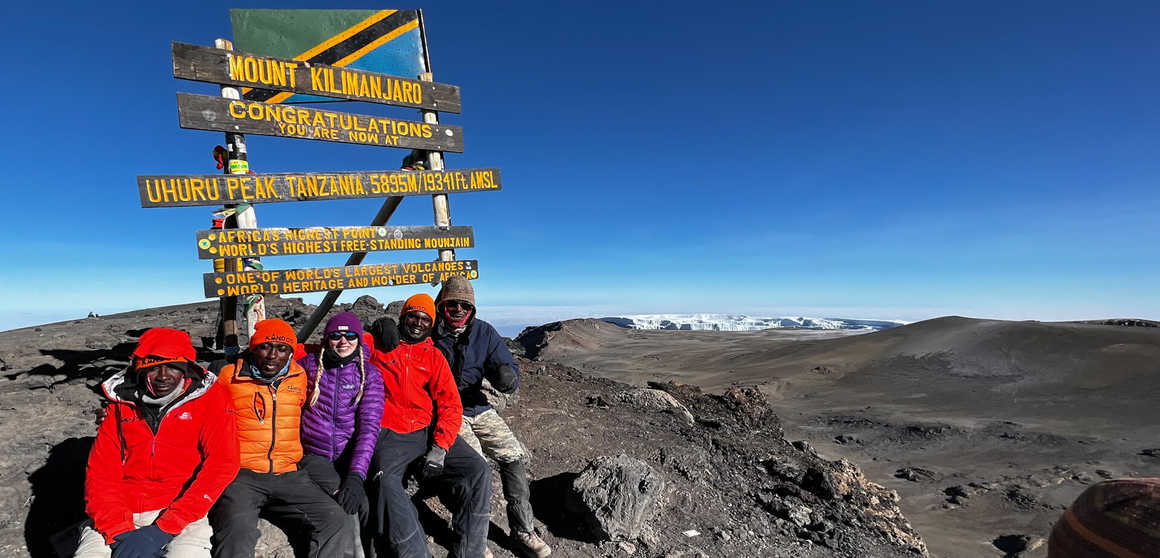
[423,236,471,249]
[243,57,259,82]
[228,55,245,81]
[341,70,359,95]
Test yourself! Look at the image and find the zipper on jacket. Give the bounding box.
[267,382,279,473]
[404,343,413,430]
[330,368,339,459]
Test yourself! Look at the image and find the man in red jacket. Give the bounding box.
[78,328,239,558]
[365,293,491,558]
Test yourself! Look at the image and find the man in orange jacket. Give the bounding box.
[208,319,351,557]
[78,328,239,558]
[365,294,491,558]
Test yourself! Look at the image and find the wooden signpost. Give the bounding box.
[139,9,491,348]
[138,168,500,207]
[195,225,474,259]
[204,260,478,298]
[177,93,464,152]
[172,42,462,113]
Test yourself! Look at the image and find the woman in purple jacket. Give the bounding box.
[298,312,385,555]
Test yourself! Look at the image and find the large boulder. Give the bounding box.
[613,388,695,425]
[567,454,665,541]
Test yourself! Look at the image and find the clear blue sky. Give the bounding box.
[2,1,1158,335]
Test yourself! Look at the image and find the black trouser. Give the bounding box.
[299,453,372,557]
[209,467,353,558]
[498,460,535,534]
[367,428,491,558]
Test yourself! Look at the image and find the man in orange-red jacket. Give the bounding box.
[208,319,351,557]
[365,294,491,558]
[78,328,239,558]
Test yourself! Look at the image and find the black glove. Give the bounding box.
[371,317,400,352]
[334,471,366,515]
[421,445,447,479]
[488,364,519,394]
[111,524,174,558]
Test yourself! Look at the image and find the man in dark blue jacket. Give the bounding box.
[431,276,551,558]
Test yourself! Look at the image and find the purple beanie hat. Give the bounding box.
[324,312,364,337]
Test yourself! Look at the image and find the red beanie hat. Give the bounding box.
[250,319,297,349]
[401,293,436,320]
[132,328,196,370]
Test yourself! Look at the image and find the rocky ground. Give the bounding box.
[0,296,928,557]
[516,317,1160,558]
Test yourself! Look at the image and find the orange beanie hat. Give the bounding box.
[401,293,436,320]
[250,319,297,349]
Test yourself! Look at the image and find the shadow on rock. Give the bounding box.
[529,472,596,542]
[25,436,94,558]
[37,343,137,380]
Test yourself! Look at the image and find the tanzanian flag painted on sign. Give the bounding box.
[230,9,427,104]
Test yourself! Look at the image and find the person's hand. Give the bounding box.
[488,364,518,394]
[421,445,447,479]
[111,524,174,558]
[334,472,366,515]
[371,317,400,352]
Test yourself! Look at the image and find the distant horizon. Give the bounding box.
[3,295,1153,339]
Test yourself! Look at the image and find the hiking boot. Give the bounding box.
[514,531,551,557]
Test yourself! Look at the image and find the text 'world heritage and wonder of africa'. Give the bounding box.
[203,260,479,297]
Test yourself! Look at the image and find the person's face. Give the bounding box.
[402,311,433,339]
[144,364,184,397]
[326,331,359,358]
[442,299,474,323]
[252,342,292,376]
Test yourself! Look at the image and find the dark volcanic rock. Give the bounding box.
[991,533,1045,556]
[347,294,386,326]
[567,454,665,541]
[894,467,938,482]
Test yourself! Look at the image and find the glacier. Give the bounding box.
[601,314,905,332]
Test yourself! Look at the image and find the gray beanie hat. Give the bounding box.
[438,275,475,306]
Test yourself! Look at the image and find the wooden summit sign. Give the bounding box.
[204,260,479,297]
[138,168,501,207]
[177,92,464,152]
[144,10,492,346]
[172,42,462,113]
[196,225,474,259]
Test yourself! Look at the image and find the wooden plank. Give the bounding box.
[137,168,500,207]
[203,260,479,298]
[172,42,462,113]
[195,225,474,259]
[177,93,464,152]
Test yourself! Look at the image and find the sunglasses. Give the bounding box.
[444,301,474,311]
[327,331,360,341]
